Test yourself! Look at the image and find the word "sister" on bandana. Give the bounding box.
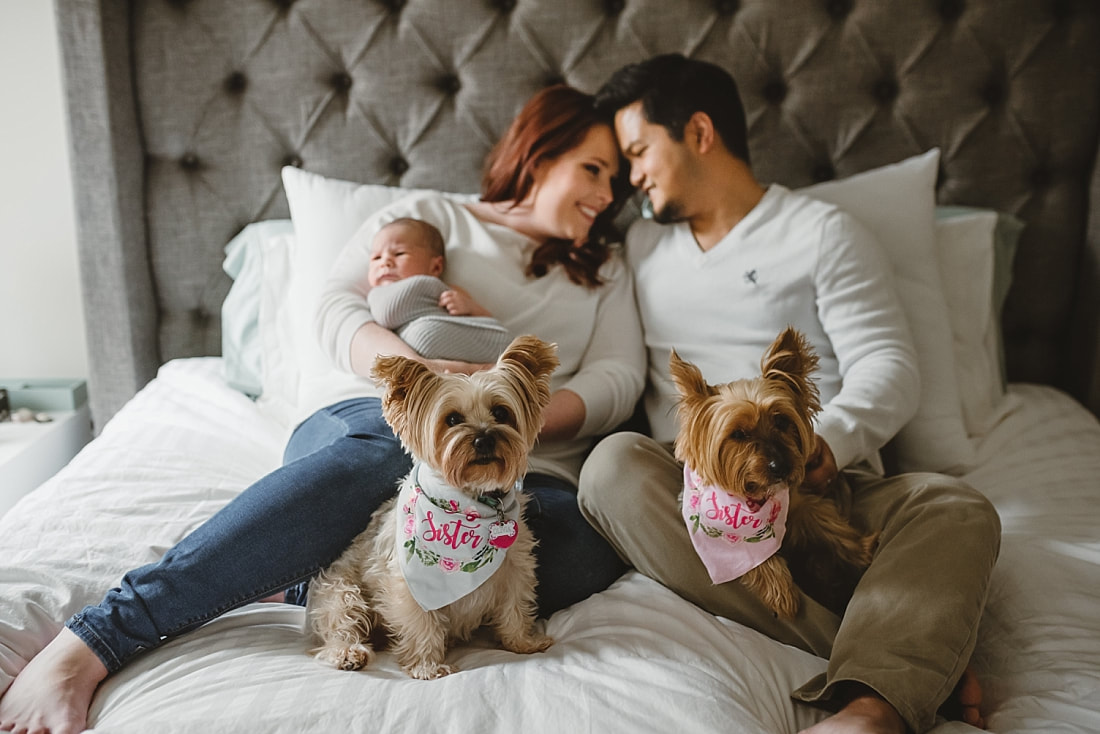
[397,463,521,610]
[681,464,789,585]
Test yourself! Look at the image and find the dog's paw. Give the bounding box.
[502,632,553,655]
[315,643,374,671]
[404,660,455,680]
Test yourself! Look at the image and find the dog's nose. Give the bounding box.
[473,434,496,455]
[767,456,790,478]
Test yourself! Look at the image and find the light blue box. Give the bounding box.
[0,379,88,412]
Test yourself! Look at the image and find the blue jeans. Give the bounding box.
[67,397,625,673]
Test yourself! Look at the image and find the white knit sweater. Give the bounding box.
[628,185,919,471]
[313,192,646,484]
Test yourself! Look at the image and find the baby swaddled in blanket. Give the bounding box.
[366,217,512,364]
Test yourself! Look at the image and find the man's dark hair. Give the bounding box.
[595,53,751,166]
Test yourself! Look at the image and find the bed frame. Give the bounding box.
[55,0,1100,432]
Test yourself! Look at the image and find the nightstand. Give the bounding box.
[0,381,93,518]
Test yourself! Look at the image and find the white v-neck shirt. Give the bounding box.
[627,185,919,471]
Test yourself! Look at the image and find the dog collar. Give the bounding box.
[681,464,788,585]
[396,463,521,611]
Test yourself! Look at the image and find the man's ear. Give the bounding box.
[686,111,717,154]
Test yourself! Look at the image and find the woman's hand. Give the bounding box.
[439,286,492,317]
[802,434,838,495]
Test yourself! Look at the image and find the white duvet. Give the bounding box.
[1,359,1098,733]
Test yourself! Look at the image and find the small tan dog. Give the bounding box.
[308,335,558,679]
[670,326,877,618]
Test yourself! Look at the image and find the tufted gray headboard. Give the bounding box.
[55,0,1100,432]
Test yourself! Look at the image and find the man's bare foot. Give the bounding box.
[954,666,985,728]
[0,627,108,734]
[799,688,907,734]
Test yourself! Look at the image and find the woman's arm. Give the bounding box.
[348,321,491,377]
[554,256,646,440]
[539,388,586,442]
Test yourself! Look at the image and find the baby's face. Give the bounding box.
[368,222,444,287]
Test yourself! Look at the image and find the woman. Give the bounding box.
[0,85,646,734]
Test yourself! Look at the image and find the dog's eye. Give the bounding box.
[445,412,464,427]
[774,414,791,431]
[730,429,749,441]
[491,405,514,426]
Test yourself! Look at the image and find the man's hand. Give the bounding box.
[802,433,838,495]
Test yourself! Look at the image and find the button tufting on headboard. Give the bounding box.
[224,72,248,95]
[436,74,462,96]
[713,0,740,15]
[762,79,787,106]
[179,153,200,171]
[981,79,1006,108]
[938,0,965,21]
[872,78,899,105]
[812,163,836,183]
[1050,0,1073,20]
[330,72,353,93]
[824,0,853,21]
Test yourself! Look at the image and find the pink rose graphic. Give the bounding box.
[439,557,458,573]
[689,493,700,510]
[768,501,782,523]
[465,507,480,522]
[404,515,415,537]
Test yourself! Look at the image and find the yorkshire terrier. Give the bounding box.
[307,335,559,679]
[670,327,877,618]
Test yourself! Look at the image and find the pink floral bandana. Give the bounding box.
[397,463,521,611]
[681,464,789,585]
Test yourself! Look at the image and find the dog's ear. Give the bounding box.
[496,335,560,410]
[370,354,436,435]
[761,327,821,415]
[669,349,713,402]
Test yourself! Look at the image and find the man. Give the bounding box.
[578,54,999,734]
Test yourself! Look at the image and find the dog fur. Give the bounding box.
[670,326,877,618]
[307,335,559,679]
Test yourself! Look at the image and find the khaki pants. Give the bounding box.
[577,432,1001,734]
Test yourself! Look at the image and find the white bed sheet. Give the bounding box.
[1,359,1097,733]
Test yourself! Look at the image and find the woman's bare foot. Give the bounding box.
[0,627,108,734]
[799,688,907,734]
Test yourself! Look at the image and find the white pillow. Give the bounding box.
[801,150,974,474]
[933,209,1021,439]
[221,220,295,397]
[272,167,474,421]
[254,226,298,429]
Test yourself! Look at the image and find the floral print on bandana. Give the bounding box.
[681,464,789,585]
[397,463,521,610]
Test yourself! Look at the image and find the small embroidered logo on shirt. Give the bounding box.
[743,269,758,285]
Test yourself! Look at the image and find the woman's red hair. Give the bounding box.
[481,85,629,287]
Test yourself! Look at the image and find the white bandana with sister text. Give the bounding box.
[397,463,521,611]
